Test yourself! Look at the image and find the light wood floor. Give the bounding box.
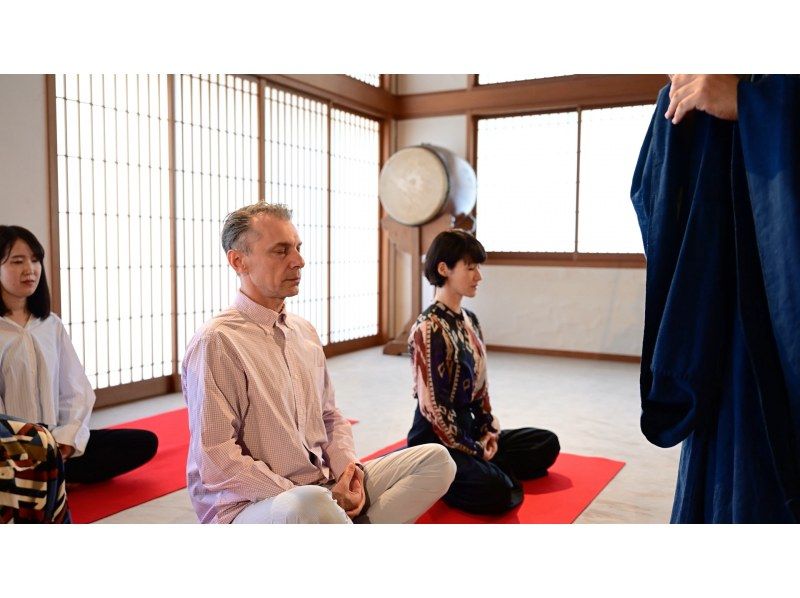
[89,347,681,524]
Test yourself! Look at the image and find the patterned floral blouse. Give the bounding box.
[407,301,496,457]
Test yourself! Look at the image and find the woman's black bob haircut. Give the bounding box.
[0,225,51,319]
[424,228,486,287]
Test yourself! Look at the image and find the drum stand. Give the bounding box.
[381,212,475,355]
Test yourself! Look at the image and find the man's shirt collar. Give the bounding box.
[234,290,291,329]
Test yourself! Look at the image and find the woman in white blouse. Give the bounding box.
[0,225,157,483]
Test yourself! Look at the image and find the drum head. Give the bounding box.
[379,146,448,226]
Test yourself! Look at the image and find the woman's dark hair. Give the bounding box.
[424,229,486,287]
[0,225,51,319]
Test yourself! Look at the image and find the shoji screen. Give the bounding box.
[264,86,330,342]
[174,74,260,363]
[54,74,171,389]
[330,109,379,342]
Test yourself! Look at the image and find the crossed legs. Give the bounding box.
[232,443,456,524]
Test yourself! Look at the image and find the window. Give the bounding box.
[264,87,330,341]
[263,89,380,345]
[346,74,381,87]
[577,105,654,253]
[477,112,578,252]
[54,74,172,389]
[53,74,381,395]
[174,75,260,364]
[476,104,654,255]
[478,74,572,85]
[330,109,380,342]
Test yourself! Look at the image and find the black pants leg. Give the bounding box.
[492,427,561,480]
[442,427,560,515]
[65,428,158,484]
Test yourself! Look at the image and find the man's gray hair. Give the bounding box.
[221,202,293,253]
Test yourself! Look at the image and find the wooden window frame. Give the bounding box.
[461,76,664,268]
[395,74,664,119]
[472,107,649,268]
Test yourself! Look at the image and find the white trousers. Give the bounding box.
[232,443,456,524]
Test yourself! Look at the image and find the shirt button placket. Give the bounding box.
[286,328,306,436]
[24,332,40,417]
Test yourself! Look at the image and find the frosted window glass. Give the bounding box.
[578,104,654,253]
[477,112,578,252]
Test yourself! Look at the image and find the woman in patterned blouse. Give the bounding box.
[406,229,560,514]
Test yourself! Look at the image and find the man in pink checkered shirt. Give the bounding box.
[182,202,455,523]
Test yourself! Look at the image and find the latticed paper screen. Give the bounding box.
[264,87,380,344]
[346,74,381,87]
[264,86,330,342]
[55,74,381,391]
[330,109,380,342]
[54,74,172,389]
[174,75,260,364]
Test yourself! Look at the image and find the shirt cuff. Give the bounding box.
[328,451,358,481]
[52,423,90,457]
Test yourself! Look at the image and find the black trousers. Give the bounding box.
[443,427,560,514]
[64,428,158,484]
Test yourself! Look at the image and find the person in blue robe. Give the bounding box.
[631,75,800,523]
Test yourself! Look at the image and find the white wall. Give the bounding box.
[461,266,645,355]
[0,75,51,268]
[397,74,470,95]
[397,115,468,158]
[391,75,645,356]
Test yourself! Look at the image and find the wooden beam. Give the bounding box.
[257,74,397,118]
[167,75,179,383]
[323,334,383,358]
[486,344,641,363]
[486,252,646,268]
[44,74,61,316]
[95,376,177,408]
[395,74,667,119]
[378,116,393,342]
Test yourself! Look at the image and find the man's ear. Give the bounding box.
[227,249,247,275]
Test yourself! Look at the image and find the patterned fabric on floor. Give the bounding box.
[1,416,70,523]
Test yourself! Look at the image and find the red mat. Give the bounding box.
[361,440,625,524]
[68,409,618,524]
[67,408,190,523]
[68,408,359,523]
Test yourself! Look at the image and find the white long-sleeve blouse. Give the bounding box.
[0,313,95,455]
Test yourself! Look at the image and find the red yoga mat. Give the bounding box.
[67,409,360,523]
[361,440,625,524]
[67,408,191,524]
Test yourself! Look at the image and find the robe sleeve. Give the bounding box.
[631,84,736,448]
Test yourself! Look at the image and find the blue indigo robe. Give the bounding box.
[631,75,800,523]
